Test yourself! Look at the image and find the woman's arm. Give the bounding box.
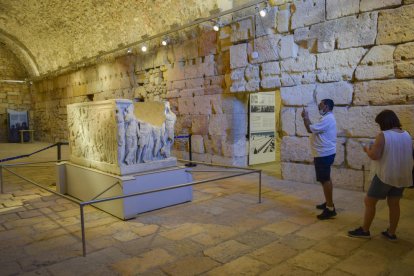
[364,133,385,160]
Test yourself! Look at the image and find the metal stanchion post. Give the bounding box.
[80,204,86,257]
[185,134,196,167]
[57,142,62,162]
[0,165,3,194]
[258,170,262,203]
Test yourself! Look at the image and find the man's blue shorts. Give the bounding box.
[367,175,404,199]
[314,154,336,183]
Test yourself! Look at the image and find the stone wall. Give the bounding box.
[31,1,414,190]
[0,45,30,142]
[274,0,414,190]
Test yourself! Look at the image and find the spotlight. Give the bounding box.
[259,8,267,17]
[161,37,169,46]
[141,45,147,52]
[213,23,220,32]
[127,48,132,54]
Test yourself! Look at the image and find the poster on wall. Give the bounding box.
[249,92,276,165]
[7,109,29,142]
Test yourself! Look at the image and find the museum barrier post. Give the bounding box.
[0,165,3,194]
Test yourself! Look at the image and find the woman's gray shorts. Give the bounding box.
[367,175,404,199]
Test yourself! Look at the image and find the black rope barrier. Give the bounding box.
[0,142,69,163]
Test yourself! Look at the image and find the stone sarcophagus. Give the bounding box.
[67,99,177,175]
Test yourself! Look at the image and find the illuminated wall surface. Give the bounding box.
[1,0,413,190]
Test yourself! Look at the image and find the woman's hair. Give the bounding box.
[375,110,402,131]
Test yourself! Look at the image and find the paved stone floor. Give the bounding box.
[1,143,414,275]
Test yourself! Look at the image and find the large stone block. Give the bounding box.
[355,45,395,80]
[281,84,315,106]
[231,18,254,43]
[222,95,248,114]
[394,42,414,78]
[198,30,217,57]
[315,82,353,105]
[354,79,414,105]
[335,105,414,137]
[331,168,364,191]
[291,0,326,29]
[191,115,209,135]
[261,62,281,77]
[178,97,194,115]
[193,96,212,115]
[191,135,205,154]
[245,65,260,92]
[307,13,377,52]
[281,72,317,86]
[279,35,299,59]
[346,138,373,170]
[252,35,280,64]
[255,6,278,37]
[360,0,402,11]
[317,48,367,82]
[281,136,313,162]
[261,77,282,89]
[281,162,316,184]
[277,7,290,33]
[281,51,316,73]
[230,43,248,69]
[377,5,414,44]
[335,138,345,166]
[326,0,359,19]
[281,107,296,136]
[230,68,247,93]
[164,62,185,82]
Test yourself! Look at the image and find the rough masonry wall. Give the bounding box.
[31,0,414,190]
[268,0,414,191]
[0,45,30,142]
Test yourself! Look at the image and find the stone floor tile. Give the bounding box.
[388,262,414,276]
[112,230,140,242]
[203,239,251,263]
[161,238,204,258]
[1,261,23,275]
[160,223,205,240]
[206,256,269,276]
[112,248,175,274]
[190,224,238,246]
[132,224,160,237]
[335,249,390,275]
[323,268,353,276]
[401,249,414,264]
[359,237,413,261]
[279,234,318,250]
[46,247,129,276]
[234,229,279,248]
[24,234,79,256]
[287,249,339,273]
[260,263,316,276]
[261,220,302,236]
[161,255,219,276]
[295,221,343,240]
[249,240,298,265]
[312,235,366,257]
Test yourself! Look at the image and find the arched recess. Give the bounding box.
[0,29,39,77]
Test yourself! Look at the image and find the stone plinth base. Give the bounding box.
[57,162,193,220]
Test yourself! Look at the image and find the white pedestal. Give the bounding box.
[56,162,193,220]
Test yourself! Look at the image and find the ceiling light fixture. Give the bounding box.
[141,45,147,52]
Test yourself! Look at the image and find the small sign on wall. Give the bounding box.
[248,92,276,165]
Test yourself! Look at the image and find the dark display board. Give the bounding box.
[7,109,29,142]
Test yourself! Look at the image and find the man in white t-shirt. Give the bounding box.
[301,99,337,220]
